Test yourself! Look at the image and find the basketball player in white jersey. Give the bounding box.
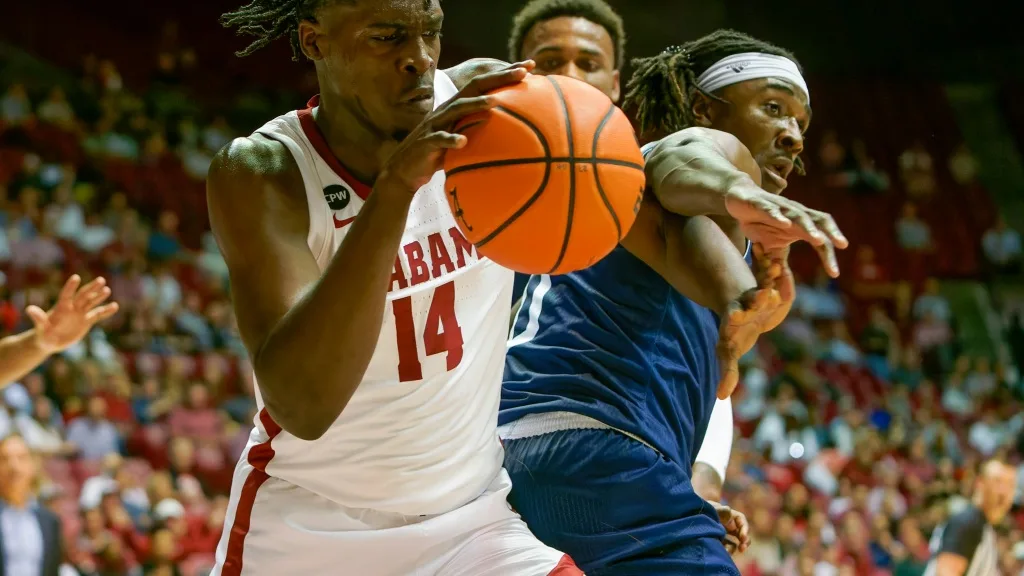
[205,0,581,574]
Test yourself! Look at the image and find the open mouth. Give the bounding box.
[767,158,794,181]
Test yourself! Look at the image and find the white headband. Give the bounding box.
[695,52,809,105]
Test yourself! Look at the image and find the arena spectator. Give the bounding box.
[818,130,847,180]
[66,396,121,461]
[965,356,997,397]
[913,278,951,323]
[0,434,63,576]
[9,219,64,270]
[36,87,77,130]
[44,183,85,241]
[1,83,33,126]
[982,215,1022,276]
[141,263,182,315]
[845,139,891,194]
[896,202,934,252]
[924,460,1016,575]
[17,399,73,456]
[900,141,937,200]
[860,305,901,381]
[795,268,847,320]
[948,143,979,186]
[968,411,1010,456]
[851,245,912,319]
[168,383,221,442]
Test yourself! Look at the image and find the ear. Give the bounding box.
[690,91,714,128]
[610,69,621,103]
[298,18,325,61]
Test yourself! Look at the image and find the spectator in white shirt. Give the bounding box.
[896,202,933,252]
[15,401,70,457]
[982,216,1022,275]
[44,184,85,241]
[65,396,120,461]
[36,87,76,130]
[969,411,1009,456]
[913,278,951,323]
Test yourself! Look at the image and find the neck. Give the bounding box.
[315,89,397,184]
[2,487,30,508]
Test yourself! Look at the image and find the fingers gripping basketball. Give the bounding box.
[444,74,645,275]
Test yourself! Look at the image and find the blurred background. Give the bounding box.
[2,0,1024,574]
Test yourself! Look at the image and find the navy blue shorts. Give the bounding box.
[503,428,739,576]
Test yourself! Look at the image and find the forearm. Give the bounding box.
[663,214,755,317]
[0,329,50,388]
[254,186,413,439]
[646,129,761,218]
[692,393,733,479]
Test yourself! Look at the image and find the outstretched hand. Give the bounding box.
[725,184,847,277]
[28,275,119,354]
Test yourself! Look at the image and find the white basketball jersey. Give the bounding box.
[247,70,514,516]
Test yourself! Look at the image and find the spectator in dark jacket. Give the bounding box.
[0,434,63,576]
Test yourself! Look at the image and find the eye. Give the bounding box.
[577,59,600,72]
[539,58,563,71]
[765,102,783,116]
[423,30,442,39]
[372,33,401,42]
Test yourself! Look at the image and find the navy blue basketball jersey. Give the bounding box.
[502,239,749,467]
[502,135,753,467]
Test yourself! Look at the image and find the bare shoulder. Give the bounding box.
[208,134,299,196]
[207,135,309,238]
[442,58,510,91]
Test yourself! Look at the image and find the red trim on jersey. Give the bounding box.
[297,95,373,201]
[548,555,584,575]
[220,409,283,576]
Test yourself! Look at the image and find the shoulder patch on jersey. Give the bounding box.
[324,183,353,211]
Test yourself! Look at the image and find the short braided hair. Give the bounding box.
[220,0,341,60]
[508,0,626,69]
[624,29,801,137]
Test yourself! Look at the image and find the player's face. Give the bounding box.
[702,78,810,194]
[519,16,620,102]
[300,0,443,137]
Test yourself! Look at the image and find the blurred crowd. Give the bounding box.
[723,134,1024,574]
[2,23,1024,576]
[1,46,252,576]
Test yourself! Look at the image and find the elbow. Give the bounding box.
[262,396,335,441]
[253,358,343,442]
[282,418,333,442]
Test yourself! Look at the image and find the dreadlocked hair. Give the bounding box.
[624,29,801,138]
[220,0,331,60]
[508,0,626,69]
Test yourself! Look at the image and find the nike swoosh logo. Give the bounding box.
[334,215,356,228]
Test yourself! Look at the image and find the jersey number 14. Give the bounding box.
[392,281,464,382]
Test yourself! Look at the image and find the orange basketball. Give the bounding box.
[443,74,645,275]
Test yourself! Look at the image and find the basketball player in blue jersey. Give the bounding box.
[502,14,841,575]
[504,0,756,506]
